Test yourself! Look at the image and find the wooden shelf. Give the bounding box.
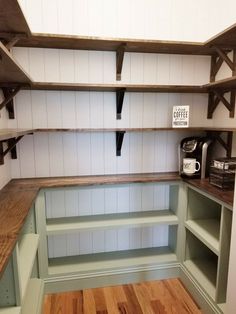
[0,42,32,84]
[0,127,236,142]
[185,219,220,255]
[16,32,214,55]
[18,234,39,299]
[205,76,236,91]
[48,247,177,276]
[0,129,34,141]
[35,127,236,133]
[184,259,217,300]
[46,210,178,235]
[24,82,207,93]
[21,278,44,314]
[205,22,236,48]
[0,0,31,36]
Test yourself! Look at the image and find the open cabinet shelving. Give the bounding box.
[182,184,233,309]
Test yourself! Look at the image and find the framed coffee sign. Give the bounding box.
[172,105,189,127]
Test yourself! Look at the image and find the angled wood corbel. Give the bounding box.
[116,88,126,119]
[0,86,21,118]
[210,54,224,82]
[116,44,126,81]
[207,90,235,118]
[207,131,233,157]
[116,131,126,156]
[0,135,23,165]
[213,46,234,71]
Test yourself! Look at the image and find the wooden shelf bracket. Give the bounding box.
[0,86,21,118]
[206,130,233,157]
[213,47,234,72]
[116,44,126,81]
[207,90,235,118]
[116,131,126,156]
[0,135,23,165]
[116,88,126,119]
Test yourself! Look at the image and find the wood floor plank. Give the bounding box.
[83,289,96,314]
[132,283,155,314]
[103,287,121,314]
[43,279,202,314]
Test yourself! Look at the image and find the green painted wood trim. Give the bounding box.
[44,264,180,294]
[35,191,49,279]
[180,265,223,314]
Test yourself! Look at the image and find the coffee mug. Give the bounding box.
[183,158,200,175]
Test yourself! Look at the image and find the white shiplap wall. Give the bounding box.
[10,48,211,178]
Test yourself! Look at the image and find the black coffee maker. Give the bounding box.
[179,136,213,179]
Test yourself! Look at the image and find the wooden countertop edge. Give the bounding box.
[0,172,233,278]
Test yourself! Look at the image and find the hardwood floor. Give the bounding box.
[43,278,202,314]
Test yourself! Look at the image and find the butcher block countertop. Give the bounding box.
[0,172,233,278]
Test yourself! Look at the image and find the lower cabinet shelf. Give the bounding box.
[48,246,178,276]
[46,210,178,235]
[183,259,217,300]
[185,219,220,255]
[21,278,44,314]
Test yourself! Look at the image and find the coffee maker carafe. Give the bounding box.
[179,136,213,179]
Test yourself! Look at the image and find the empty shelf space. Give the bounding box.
[21,278,44,314]
[184,259,217,300]
[48,246,177,276]
[185,219,220,255]
[46,210,178,235]
[18,234,39,299]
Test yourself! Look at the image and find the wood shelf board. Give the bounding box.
[0,128,236,141]
[46,209,178,235]
[16,32,214,55]
[0,0,31,36]
[0,307,21,314]
[184,259,217,300]
[25,82,207,93]
[48,246,177,275]
[35,127,236,133]
[0,42,32,84]
[185,219,220,255]
[205,23,236,48]
[0,129,34,141]
[21,278,44,314]
[4,172,181,191]
[205,76,236,91]
[18,234,39,298]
